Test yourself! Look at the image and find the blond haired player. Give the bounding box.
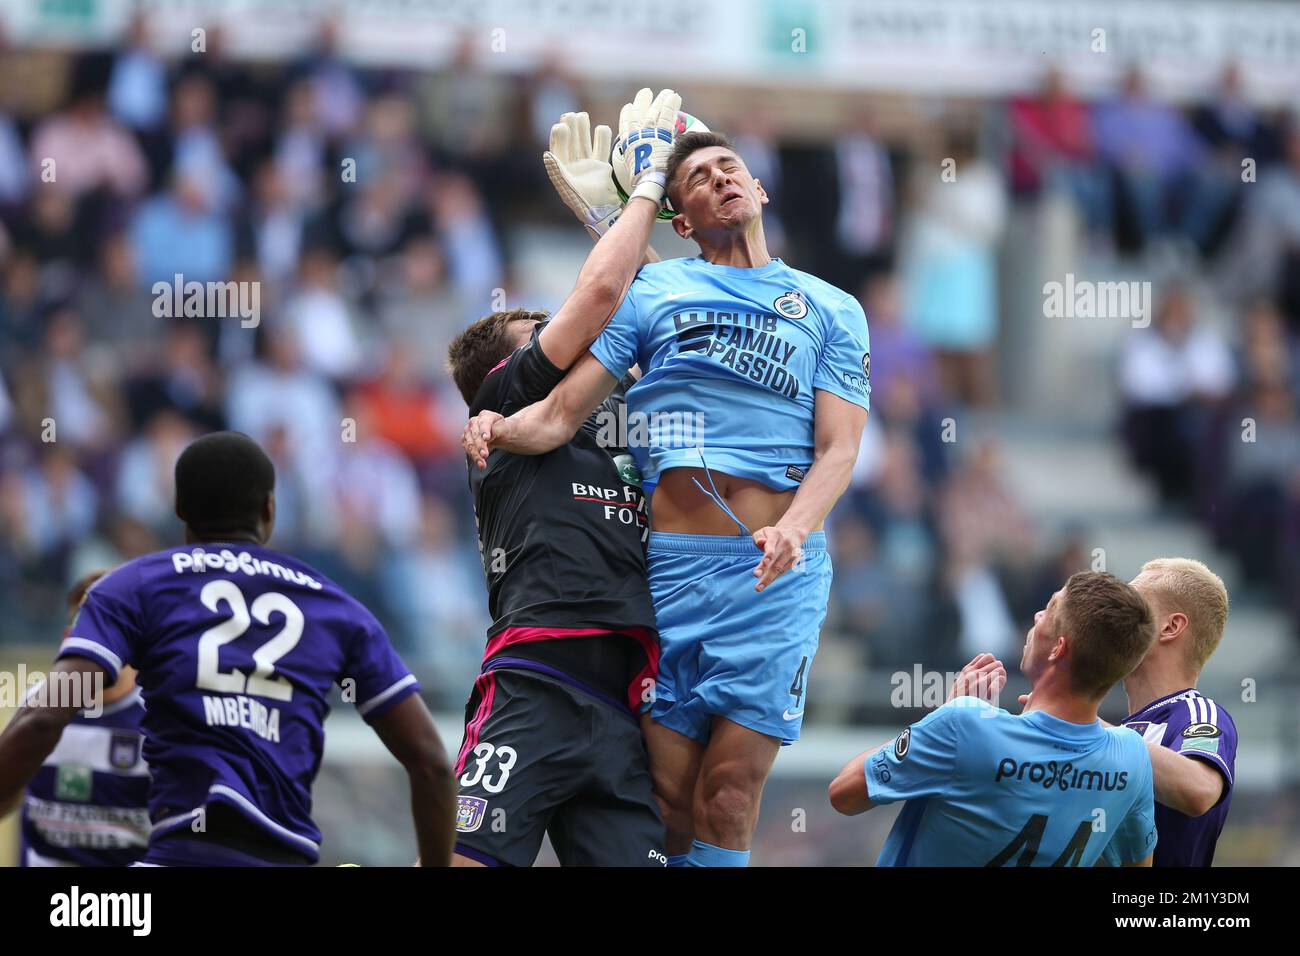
[1103,557,1237,866]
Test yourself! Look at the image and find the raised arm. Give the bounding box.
[537,91,680,371]
[538,192,659,371]
[464,352,618,467]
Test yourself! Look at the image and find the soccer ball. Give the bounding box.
[611,112,710,221]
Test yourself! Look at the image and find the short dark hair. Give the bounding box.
[446,309,548,405]
[174,431,275,538]
[1059,571,1156,699]
[664,130,738,212]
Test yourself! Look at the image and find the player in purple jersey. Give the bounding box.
[3,571,151,867]
[1103,558,1237,867]
[0,432,457,866]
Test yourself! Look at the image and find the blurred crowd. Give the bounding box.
[1,20,1298,705]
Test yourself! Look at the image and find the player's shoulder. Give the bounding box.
[1104,722,1155,775]
[629,257,702,295]
[777,263,860,314]
[1153,688,1235,731]
[81,553,150,603]
[926,695,1004,731]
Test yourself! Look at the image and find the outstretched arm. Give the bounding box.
[538,192,659,372]
[464,352,618,466]
[538,92,679,370]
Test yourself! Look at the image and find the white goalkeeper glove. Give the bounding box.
[542,111,623,241]
[615,87,682,207]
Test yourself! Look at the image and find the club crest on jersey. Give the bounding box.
[774,291,808,320]
[456,795,488,833]
[109,731,142,770]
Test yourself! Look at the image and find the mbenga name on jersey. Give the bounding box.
[201,693,282,742]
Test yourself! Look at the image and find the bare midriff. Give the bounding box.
[651,467,819,535]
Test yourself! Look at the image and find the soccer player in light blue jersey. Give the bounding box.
[465,130,871,866]
[829,571,1158,867]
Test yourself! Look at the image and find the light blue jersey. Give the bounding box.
[867,698,1158,867]
[589,255,871,492]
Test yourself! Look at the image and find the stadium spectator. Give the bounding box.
[1119,284,1235,505]
[1093,68,1203,251]
[901,127,1007,405]
[832,109,894,290]
[106,13,168,134]
[27,80,147,202]
[129,169,234,286]
[1007,67,1111,242]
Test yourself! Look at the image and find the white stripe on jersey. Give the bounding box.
[42,724,148,776]
[357,674,417,717]
[151,786,321,856]
[60,637,124,674]
[1208,699,1218,726]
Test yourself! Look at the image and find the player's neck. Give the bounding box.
[1024,674,1100,725]
[1123,661,1199,717]
[184,530,264,546]
[697,223,772,269]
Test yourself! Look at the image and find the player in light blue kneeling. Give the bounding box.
[465,128,870,866]
[830,572,1158,867]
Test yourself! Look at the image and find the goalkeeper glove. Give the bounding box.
[542,111,623,241]
[615,87,682,207]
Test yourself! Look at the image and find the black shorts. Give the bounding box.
[452,665,665,867]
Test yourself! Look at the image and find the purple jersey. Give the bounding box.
[1117,688,1237,867]
[56,544,419,863]
[20,687,150,867]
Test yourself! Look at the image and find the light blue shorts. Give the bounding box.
[644,530,831,745]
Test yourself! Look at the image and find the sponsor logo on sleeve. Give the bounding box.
[1179,723,1222,754]
[841,352,871,396]
[894,727,911,759]
[869,749,892,784]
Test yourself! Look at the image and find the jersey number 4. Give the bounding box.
[196,580,304,702]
